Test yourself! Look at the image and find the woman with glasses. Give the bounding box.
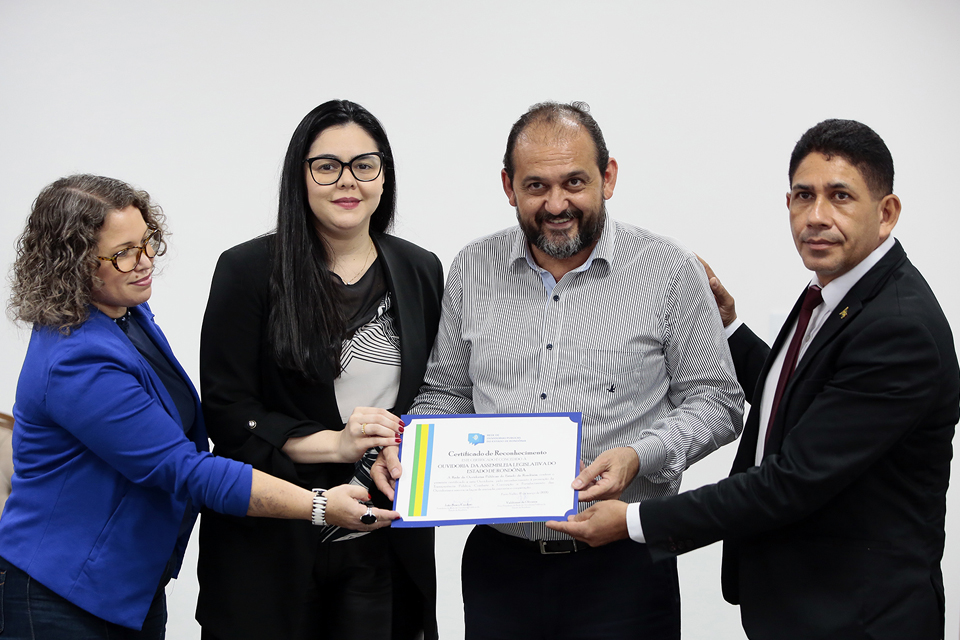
[196,100,442,640]
[0,174,391,639]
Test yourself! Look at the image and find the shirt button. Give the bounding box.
[540,393,547,400]
[546,344,553,350]
[248,420,257,429]
[552,295,560,301]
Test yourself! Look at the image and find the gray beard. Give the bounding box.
[518,201,606,259]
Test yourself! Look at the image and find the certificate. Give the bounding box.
[391,413,581,527]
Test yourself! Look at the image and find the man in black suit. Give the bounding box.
[548,119,960,639]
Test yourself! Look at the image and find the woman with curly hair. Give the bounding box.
[0,174,399,639]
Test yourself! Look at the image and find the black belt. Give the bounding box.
[489,526,591,554]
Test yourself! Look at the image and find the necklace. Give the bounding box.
[336,242,375,285]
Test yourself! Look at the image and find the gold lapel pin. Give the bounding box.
[839,307,849,319]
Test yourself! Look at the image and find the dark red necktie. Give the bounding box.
[765,285,823,446]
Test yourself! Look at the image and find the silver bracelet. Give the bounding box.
[311,488,328,526]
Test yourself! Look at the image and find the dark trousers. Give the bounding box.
[462,525,680,640]
[201,529,392,640]
[0,555,167,639]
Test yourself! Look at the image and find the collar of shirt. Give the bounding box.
[755,234,896,465]
[512,217,615,296]
[805,234,896,338]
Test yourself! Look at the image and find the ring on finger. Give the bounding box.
[361,506,377,525]
[361,423,366,436]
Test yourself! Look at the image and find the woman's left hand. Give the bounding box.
[323,484,400,530]
[337,407,404,463]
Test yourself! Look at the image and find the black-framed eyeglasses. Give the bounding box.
[305,152,384,186]
[96,229,165,273]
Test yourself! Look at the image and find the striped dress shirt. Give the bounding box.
[410,218,744,541]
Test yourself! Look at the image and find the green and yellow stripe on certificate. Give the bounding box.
[406,422,435,517]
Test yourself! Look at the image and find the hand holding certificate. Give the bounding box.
[391,413,582,527]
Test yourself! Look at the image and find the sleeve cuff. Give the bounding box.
[724,317,743,340]
[630,436,666,477]
[626,502,645,543]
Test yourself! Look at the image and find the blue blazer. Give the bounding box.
[0,304,252,630]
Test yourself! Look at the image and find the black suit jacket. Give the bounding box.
[641,241,959,639]
[195,233,443,640]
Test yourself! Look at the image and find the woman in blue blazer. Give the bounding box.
[0,175,400,639]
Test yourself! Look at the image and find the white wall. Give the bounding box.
[2,1,958,638]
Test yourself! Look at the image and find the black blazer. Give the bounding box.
[196,233,443,640]
[641,242,959,639]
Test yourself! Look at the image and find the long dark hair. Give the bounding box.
[10,174,167,332]
[269,100,396,379]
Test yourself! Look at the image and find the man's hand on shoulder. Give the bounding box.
[546,500,629,547]
[696,255,737,327]
[572,447,639,501]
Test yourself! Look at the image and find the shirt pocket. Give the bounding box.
[561,348,648,418]
[573,348,644,387]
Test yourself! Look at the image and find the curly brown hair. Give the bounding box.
[9,174,168,332]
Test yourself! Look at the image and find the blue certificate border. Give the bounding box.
[391,412,582,528]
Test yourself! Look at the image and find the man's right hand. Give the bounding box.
[372,445,402,501]
[696,255,737,327]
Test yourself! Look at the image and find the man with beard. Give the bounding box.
[374,102,744,640]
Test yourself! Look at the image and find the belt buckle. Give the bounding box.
[538,539,576,554]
